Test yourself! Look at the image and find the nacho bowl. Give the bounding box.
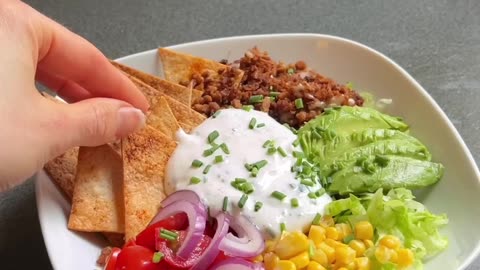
[36,34,480,270]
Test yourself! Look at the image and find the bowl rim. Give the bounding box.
[37,33,480,270]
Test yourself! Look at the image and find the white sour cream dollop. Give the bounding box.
[166,109,331,236]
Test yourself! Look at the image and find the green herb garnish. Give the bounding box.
[290,198,299,208]
[207,130,220,143]
[190,177,202,185]
[295,98,304,109]
[242,105,254,111]
[271,191,286,201]
[312,213,322,225]
[238,194,248,208]
[191,159,203,168]
[152,252,164,263]
[249,117,257,129]
[220,143,230,154]
[277,146,287,157]
[222,196,229,212]
[249,95,264,104]
[214,155,224,163]
[203,165,212,174]
[254,201,263,212]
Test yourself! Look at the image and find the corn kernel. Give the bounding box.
[326,227,340,240]
[253,254,263,263]
[274,231,309,259]
[355,257,371,270]
[349,240,366,257]
[335,246,356,265]
[307,261,327,270]
[397,248,415,267]
[337,268,349,270]
[289,251,310,268]
[363,239,374,249]
[320,215,335,227]
[374,245,398,264]
[335,223,352,241]
[355,221,373,240]
[311,247,328,266]
[266,239,278,252]
[274,260,296,270]
[325,238,347,249]
[264,252,280,270]
[308,225,326,245]
[379,235,401,250]
[318,242,335,264]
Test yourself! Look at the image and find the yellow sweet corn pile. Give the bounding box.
[260,216,415,270]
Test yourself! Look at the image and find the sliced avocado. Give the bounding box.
[328,156,444,195]
[300,106,409,137]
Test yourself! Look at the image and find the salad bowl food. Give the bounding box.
[36,34,480,270]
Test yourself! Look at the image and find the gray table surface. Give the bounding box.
[0,0,478,269]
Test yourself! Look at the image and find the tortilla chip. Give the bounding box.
[110,61,201,106]
[128,75,206,128]
[147,97,181,139]
[122,126,177,240]
[68,145,124,233]
[44,147,79,199]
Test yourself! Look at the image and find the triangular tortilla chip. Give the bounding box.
[68,145,124,233]
[122,126,177,240]
[128,75,206,129]
[110,61,202,106]
[44,147,79,199]
[148,97,181,140]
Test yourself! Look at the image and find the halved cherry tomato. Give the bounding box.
[115,245,170,270]
[104,247,121,270]
[136,213,188,250]
[156,230,212,268]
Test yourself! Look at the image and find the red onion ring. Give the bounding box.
[219,214,264,258]
[160,190,202,209]
[190,212,230,270]
[150,201,206,259]
[209,257,265,270]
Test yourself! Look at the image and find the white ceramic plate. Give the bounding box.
[36,34,480,270]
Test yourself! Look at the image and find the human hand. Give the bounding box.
[0,0,149,191]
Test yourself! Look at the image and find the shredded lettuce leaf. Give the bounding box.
[326,188,448,269]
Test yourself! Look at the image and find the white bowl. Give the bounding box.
[35,34,480,270]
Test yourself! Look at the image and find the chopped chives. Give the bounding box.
[290,198,299,208]
[308,192,317,199]
[234,178,247,183]
[257,123,266,128]
[238,194,248,208]
[203,144,220,156]
[214,155,224,163]
[270,91,280,98]
[190,177,202,185]
[203,165,212,174]
[312,213,322,225]
[249,117,257,129]
[315,188,326,197]
[254,201,263,212]
[277,146,287,157]
[253,160,268,169]
[159,233,177,241]
[292,139,300,147]
[249,95,264,104]
[293,151,304,158]
[242,182,255,194]
[212,110,221,118]
[287,68,295,75]
[244,163,253,171]
[301,179,314,187]
[208,130,219,143]
[242,105,254,111]
[343,234,355,244]
[152,252,164,263]
[191,159,203,168]
[250,167,259,177]
[263,140,274,148]
[160,229,178,239]
[308,241,315,258]
[280,222,286,232]
[222,196,229,212]
[220,143,230,154]
[295,98,304,109]
[267,147,277,155]
[271,191,286,201]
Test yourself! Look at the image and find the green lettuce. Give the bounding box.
[326,188,448,268]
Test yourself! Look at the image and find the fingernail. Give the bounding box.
[116,107,146,138]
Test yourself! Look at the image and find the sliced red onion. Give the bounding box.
[151,201,206,259]
[209,258,265,270]
[219,214,265,258]
[190,212,230,270]
[160,190,202,209]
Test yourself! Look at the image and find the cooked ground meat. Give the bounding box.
[189,47,364,128]
[97,246,113,266]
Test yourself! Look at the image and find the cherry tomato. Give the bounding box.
[157,230,212,268]
[115,245,164,270]
[136,213,188,250]
[104,247,121,270]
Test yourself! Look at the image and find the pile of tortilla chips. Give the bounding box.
[43,48,243,245]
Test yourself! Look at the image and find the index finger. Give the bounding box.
[33,7,148,112]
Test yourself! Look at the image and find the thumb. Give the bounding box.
[56,98,146,148]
